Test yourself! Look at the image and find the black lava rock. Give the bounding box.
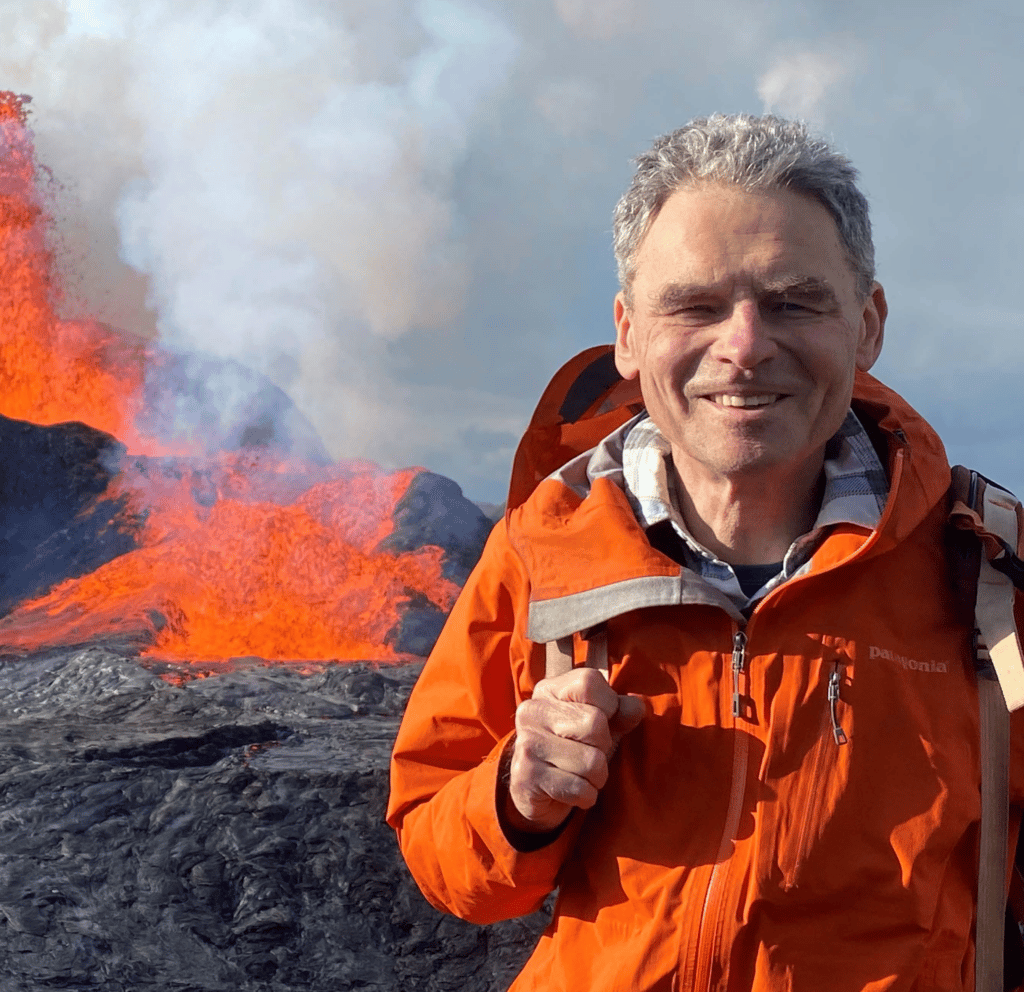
[0,415,142,615]
[378,472,494,586]
[385,591,449,657]
[0,649,549,991]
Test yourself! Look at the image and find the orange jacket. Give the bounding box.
[387,367,1024,992]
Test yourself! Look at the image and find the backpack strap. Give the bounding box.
[978,673,1011,992]
[950,466,1024,710]
[544,629,610,680]
[950,466,1024,992]
[544,637,573,678]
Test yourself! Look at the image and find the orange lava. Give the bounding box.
[0,92,462,665]
[0,94,162,452]
[0,458,460,663]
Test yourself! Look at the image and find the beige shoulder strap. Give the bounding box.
[951,468,1024,711]
[966,473,1022,992]
[544,629,609,680]
[544,637,573,678]
[976,480,1024,710]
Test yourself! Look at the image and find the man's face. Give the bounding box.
[614,183,886,489]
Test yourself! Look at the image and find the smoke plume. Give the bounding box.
[1,0,518,464]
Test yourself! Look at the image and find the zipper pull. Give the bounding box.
[732,630,747,718]
[828,664,848,745]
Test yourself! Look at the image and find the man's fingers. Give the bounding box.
[524,674,647,753]
[514,727,610,792]
[516,695,615,752]
[533,667,621,719]
[507,730,608,829]
[506,674,647,832]
[528,764,601,810]
[610,694,646,743]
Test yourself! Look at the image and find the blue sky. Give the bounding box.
[3,0,1022,502]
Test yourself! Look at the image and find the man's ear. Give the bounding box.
[614,292,640,380]
[855,282,887,372]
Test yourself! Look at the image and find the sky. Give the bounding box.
[1,0,1022,503]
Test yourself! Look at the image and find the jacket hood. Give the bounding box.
[505,348,953,642]
[847,368,952,548]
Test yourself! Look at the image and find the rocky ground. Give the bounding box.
[0,647,549,991]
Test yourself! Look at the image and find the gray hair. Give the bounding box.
[613,114,875,302]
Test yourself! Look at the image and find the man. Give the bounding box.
[387,115,1024,990]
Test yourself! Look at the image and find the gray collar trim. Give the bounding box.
[527,572,743,643]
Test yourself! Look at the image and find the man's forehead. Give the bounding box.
[631,184,855,296]
[645,184,840,242]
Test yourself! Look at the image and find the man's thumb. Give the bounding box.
[610,693,645,744]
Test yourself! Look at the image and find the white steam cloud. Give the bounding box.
[756,43,859,122]
[1,0,518,461]
[553,0,647,41]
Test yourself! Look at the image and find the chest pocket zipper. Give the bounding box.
[780,660,849,890]
[829,662,849,745]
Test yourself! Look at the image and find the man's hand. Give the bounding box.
[504,668,645,834]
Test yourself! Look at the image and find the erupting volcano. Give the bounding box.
[0,92,538,992]
[0,92,486,669]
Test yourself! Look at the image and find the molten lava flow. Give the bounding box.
[0,92,467,667]
[0,94,162,452]
[0,456,462,664]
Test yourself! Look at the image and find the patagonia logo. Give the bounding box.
[868,645,948,673]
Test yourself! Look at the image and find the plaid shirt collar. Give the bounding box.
[621,410,889,609]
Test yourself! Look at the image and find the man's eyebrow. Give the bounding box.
[760,276,840,305]
[647,283,714,312]
[646,277,840,312]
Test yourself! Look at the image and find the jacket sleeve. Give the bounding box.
[386,518,578,924]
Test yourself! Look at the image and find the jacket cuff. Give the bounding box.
[463,731,581,888]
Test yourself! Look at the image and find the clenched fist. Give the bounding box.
[503,668,645,834]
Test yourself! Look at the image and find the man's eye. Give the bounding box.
[671,303,721,318]
[769,299,815,314]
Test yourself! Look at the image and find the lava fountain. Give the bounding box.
[0,92,483,669]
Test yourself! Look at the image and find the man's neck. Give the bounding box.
[672,456,825,567]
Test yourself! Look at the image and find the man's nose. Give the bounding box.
[708,301,778,369]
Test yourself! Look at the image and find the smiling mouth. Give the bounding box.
[709,393,783,409]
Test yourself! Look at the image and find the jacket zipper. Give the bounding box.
[686,443,900,986]
[694,643,851,974]
[731,629,747,718]
[692,623,751,991]
[828,661,848,745]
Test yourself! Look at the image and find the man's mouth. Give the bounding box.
[710,393,782,409]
